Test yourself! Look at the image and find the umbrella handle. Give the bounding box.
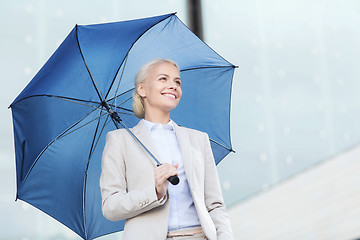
[168,175,180,185]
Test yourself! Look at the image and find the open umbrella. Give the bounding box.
[10,13,236,240]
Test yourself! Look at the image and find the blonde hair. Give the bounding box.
[132,58,179,119]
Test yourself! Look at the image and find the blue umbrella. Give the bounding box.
[10,13,236,240]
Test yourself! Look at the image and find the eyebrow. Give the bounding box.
[157,74,181,80]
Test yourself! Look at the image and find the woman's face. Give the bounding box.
[138,62,182,114]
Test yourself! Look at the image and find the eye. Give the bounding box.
[159,77,167,81]
[175,79,181,86]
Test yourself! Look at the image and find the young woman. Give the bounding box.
[100,59,233,240]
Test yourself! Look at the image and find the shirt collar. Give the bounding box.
[142,119,175,133]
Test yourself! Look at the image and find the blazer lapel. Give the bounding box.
[131,121,161,167]
[173,122,193,187]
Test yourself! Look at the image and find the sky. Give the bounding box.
[1,0,360,239]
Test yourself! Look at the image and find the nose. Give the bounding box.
[168,82,178,90]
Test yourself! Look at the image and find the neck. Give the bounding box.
[144,109,171,125]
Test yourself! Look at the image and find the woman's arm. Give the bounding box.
[203,133,234,240]
[100,131,167,221]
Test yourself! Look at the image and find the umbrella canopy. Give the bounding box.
[10,13,236,240]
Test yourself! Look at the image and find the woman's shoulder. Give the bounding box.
[107,128,128,135]
[105,128,131,140]
[106,121,141,138]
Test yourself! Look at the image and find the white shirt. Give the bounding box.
[142,119,201,231]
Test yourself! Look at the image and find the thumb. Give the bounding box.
[173,163,179,169]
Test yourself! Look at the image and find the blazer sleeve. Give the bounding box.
[203,133,234,240]
[100,131,167,221]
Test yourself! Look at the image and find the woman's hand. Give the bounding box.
[154,163,178,200]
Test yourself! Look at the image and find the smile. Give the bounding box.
[162,93,176,99]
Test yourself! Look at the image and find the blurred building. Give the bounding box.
[228,144,360,240]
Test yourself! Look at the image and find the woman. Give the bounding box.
[100,59,233,240]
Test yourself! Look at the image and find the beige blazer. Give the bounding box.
[100,121,233,240]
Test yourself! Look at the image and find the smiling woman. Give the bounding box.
[100,59,234,240]
[133,59,182,122]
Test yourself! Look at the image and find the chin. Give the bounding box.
[162,100,180,111]
[164,104,179,112]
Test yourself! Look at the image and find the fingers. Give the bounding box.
[155,163,178,182]
[154,163,178,199]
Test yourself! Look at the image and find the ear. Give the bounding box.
[137,82,146,98]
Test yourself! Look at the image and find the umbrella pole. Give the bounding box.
[102,101,179,185]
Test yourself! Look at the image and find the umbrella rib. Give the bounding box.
[82,107,103,240]
[115,106,133,113]
[106,87,135,103]
[57,111,108,140]
[117,95,133,108]
[104,93,136,116]
[180,65,236,72]
[10,94,102,110]
[19,107,100,189]
[14,94,108,141]
[106,89,135,114]
[76,25,105,103]
[82,111,113,239]
[108,53,129,104]
[51,95,102,110]
[85,109,102,171]
[112,111,136,117]
[111,95,134,114]
[104,13,176,100]
[209,138,235,153]
[87,113,112,163]
[105,88,135,114]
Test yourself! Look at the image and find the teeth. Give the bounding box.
[163,93,175,99]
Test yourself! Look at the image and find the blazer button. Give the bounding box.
[139,202,143,207]
[145,200,149,204]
